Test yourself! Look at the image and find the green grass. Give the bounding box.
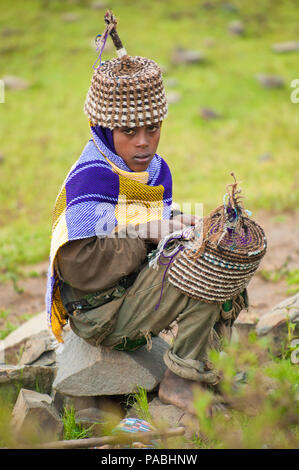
[259,267,299,295]
[61,404,94,440]
[0,0,298,280]
[127,386,153,424]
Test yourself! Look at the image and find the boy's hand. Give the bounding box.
[136,217,192,245]
[114,214,202,244]
[134,219,185,244]
[172,213,201,227]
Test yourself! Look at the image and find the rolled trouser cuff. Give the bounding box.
[163,350,221,385]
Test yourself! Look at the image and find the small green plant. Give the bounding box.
[61,404,94,440]
[190,334,299,449]
[0,309,10,320]
[0,322,18,340]
[127,386,152,424]
[15,344,25,365]
[259,268,299,296]
[286,269,299,295]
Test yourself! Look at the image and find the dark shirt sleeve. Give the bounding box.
[56,236,148,293]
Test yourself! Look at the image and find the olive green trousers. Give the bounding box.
[61,256,234,384]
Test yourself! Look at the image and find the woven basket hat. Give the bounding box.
[167,174,267,303]
[84,11,167,129]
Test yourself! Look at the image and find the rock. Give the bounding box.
[256,74,285,88]
[148,397,198,441]
[19,331,56,366]
[75,407,118,424]
[272,41,299,53]
[258,152,273,162]
[3,311,58,365]
[75,407,121,435]
[202,1,215,9]
[228,20,245,36]
[200,107,222,120]
[64,395,100,412]
[0,364,56,397]
[222,3,238,13]
[53,331,169,397]
[158,64,169,75]
[256,292,299,337]
[90,1,109,9]
[2,75,29,91]
[166,91,181,104]
[61,13,80,23]
[165,77,179,88]
[171,47,205,66]
[232,321,256,342]
[11,388,63,441]
[1,27,22,37]
[3,312,48,352]
[203,37,216,48]
[148,397,185,427]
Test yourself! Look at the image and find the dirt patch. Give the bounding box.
[239,210,299,323]
[0,261,48,332]
[0,211,298,334]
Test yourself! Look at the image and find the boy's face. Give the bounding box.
[113,123,161,172]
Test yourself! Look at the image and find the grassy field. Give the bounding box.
[0,0,298,280]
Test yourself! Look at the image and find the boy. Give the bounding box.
[46,13,247,414]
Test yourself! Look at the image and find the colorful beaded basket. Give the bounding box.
[168,174,267,303]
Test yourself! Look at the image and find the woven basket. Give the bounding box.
[168,182,267,303]
[84,55,168,129]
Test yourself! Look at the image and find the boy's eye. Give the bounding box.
[147,125,159,133]
[122,128,136,135]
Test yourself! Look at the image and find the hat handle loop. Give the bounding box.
[92,10,127,70]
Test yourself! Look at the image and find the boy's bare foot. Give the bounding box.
[158,368,205,415]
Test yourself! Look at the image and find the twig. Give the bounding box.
[26,427,185,449]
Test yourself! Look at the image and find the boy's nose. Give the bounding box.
[136,128,149,149]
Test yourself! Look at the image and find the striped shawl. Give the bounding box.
[46,127,172,343]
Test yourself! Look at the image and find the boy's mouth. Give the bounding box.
[133,154,152,163]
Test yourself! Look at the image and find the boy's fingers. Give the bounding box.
[173,214,201,226]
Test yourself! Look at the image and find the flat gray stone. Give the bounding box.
[11,388,62,440]
[165,78,179,88]
[19,331,56,366]
[61,13,80,23]
[2,75,29,90]
[148,397,198,440]
[3,312,47,351]
[171,47,205,66]
[228,20,245,35]
[90,1,109,9]
[53,331,169,397]
[200,107,223,120]
[0,364,56,395]
[258,152,273,162]
[148,397,185,427]
[167,91,181,104]
[256,74,285,88]
[272,41,299,53]
[256,292,299,337]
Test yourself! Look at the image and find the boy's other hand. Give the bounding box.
[172,213,201,227]
[136,218,187,245]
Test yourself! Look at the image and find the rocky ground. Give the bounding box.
[0,210,298,332]
[0,210,298,449]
